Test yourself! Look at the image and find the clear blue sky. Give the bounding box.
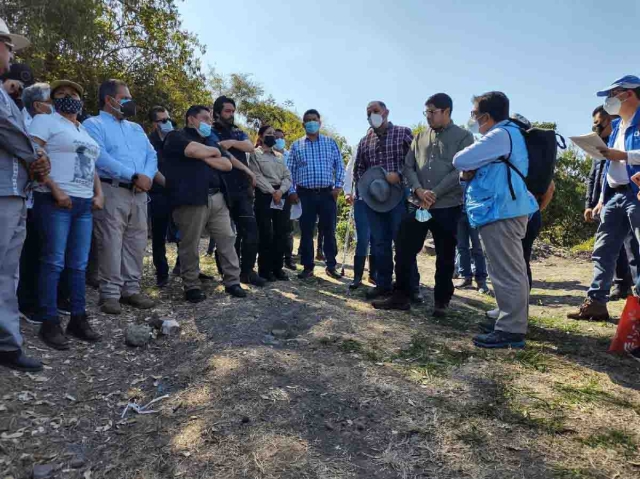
[179,0,638,147]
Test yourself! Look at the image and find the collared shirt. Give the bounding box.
[249,147,292,194]
[607,121,632,188]
[404,122,474,209]
[354,123,413,185]
[83,111,157,182]
[287,134,345,191]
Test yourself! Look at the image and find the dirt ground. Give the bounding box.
[1,241,639,479]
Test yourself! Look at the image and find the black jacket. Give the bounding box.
[163,128,224,207]
[148,129,166,194]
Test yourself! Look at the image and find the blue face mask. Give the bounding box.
[304,121,320,135]
[275,138,286,150]
[197,121,211,138]
[159,120,174,135]
[415,208,432,223]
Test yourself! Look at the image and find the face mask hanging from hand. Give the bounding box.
[415,208,432,223]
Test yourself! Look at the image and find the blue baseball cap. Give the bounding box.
[596,75,640,97]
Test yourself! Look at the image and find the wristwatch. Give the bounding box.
[131,173,139,183]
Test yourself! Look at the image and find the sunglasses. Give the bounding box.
[154,118,172,124]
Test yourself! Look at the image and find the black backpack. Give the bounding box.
[500,119,566,200]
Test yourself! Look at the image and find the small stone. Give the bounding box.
[262,334,280,346]
[161,319,181,336]
[324,421,335,431]
[241,416,250,424]
[125,325,151,347]
[32,464,55,479]
[70,455,86,469]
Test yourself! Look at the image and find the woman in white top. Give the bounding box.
[249,125,293,281]
[28,80,103,351]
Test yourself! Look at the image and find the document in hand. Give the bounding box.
[270,199,285,210]
[569,133,608,160]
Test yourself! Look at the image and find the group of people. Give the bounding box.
[2,17,640,373]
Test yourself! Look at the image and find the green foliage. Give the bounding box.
[1,0,211,129]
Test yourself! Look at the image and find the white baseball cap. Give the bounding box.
[0,18,30,52]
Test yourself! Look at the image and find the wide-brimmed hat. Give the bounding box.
[50,80,84,97]
[357,166,403,213]
[0,18,30,52]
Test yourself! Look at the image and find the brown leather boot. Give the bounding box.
[67,314,101,342]
[567,299,609,322]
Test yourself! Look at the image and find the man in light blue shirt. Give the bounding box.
[83,79,157,314]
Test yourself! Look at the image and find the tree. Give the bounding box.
[1,0,210,129]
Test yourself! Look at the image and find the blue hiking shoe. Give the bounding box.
[473,331,525,349]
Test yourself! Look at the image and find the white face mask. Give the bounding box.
[604,95,624,116]
[467,118,480,135]
[368,113,384,129]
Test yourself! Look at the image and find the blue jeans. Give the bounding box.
[456,212,487,281]
[353,199,372,257]
[589,190,640,303]
[34,192,93,323]
[366,200,420,291]
[298,189,338,269]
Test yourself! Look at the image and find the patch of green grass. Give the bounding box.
[552,465,604,479]
[337,338,384,361]
[571,236,595,254]
[395,334,473,379]
[339,339,362,353]
[509,348,551,372]
[581,428,639,456]
[553,379,637,411]
[530,315,582,334]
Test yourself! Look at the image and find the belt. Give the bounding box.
[100,178,134,190]
[613,184,631,193]
[208,187,221,196]
[297,186,333,193]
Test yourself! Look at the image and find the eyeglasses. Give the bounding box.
[423,108,443,117]
[470,110,484,119]
[607,89,626,99]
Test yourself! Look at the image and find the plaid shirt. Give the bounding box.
[354,123,413,185]
[287,134,345,191]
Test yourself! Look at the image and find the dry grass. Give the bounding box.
[0,241,639,478]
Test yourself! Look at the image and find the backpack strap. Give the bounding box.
[497,126,527,201]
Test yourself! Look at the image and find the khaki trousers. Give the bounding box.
[479,216,530,335]
[93,184,148,300]
[173,193,240,290]
[0,197,26,351]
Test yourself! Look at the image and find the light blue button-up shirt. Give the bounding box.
[83,111,157,182]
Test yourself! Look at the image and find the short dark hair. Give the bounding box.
[426,93,453,114]
[473,91,509,122]
[258,125,273,137]
[303,109,321,120]
[275,128,284,135]
[212,95,236,116]
[185,105,210,125]
[631,87,640,100]
[368,101,387,110]
[98,79,127,109]
[148,105,167,123]
[592,105,608,118]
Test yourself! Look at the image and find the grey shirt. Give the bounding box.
[403,122,474,209]
[0,87,36,198]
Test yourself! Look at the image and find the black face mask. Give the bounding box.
[263,135,276,148]
[121,99,137,118]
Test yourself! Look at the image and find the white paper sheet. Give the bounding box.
[569,133,608,160]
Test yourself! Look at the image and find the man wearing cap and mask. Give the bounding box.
[83,79,158,315]
[373,93,473,316]
[583,106,638,303]
[569,75,640,323]
[352,101,415,297]
[0,18,50,371]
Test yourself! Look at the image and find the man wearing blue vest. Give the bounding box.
[568,75,640,322]
[453,91,539,349]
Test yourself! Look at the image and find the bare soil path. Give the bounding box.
[1,243,638,479]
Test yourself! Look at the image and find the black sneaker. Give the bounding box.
[284,259,297,271]
[298,268,315,280]
[39,322,70,351]
[185,289,206,303]
[478,320,495,334]
[473,331,525,349]
[433,302,449,318]
[0,350,43,372]
[410,290,424,304]
[226,284,247,298]
[366,286,393,300]
[67,314,101,342]
[273,270,290,281]
[240,272,267,287]
[372,292,411,311]
[156,276,169,288]
[325,267,342,280]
